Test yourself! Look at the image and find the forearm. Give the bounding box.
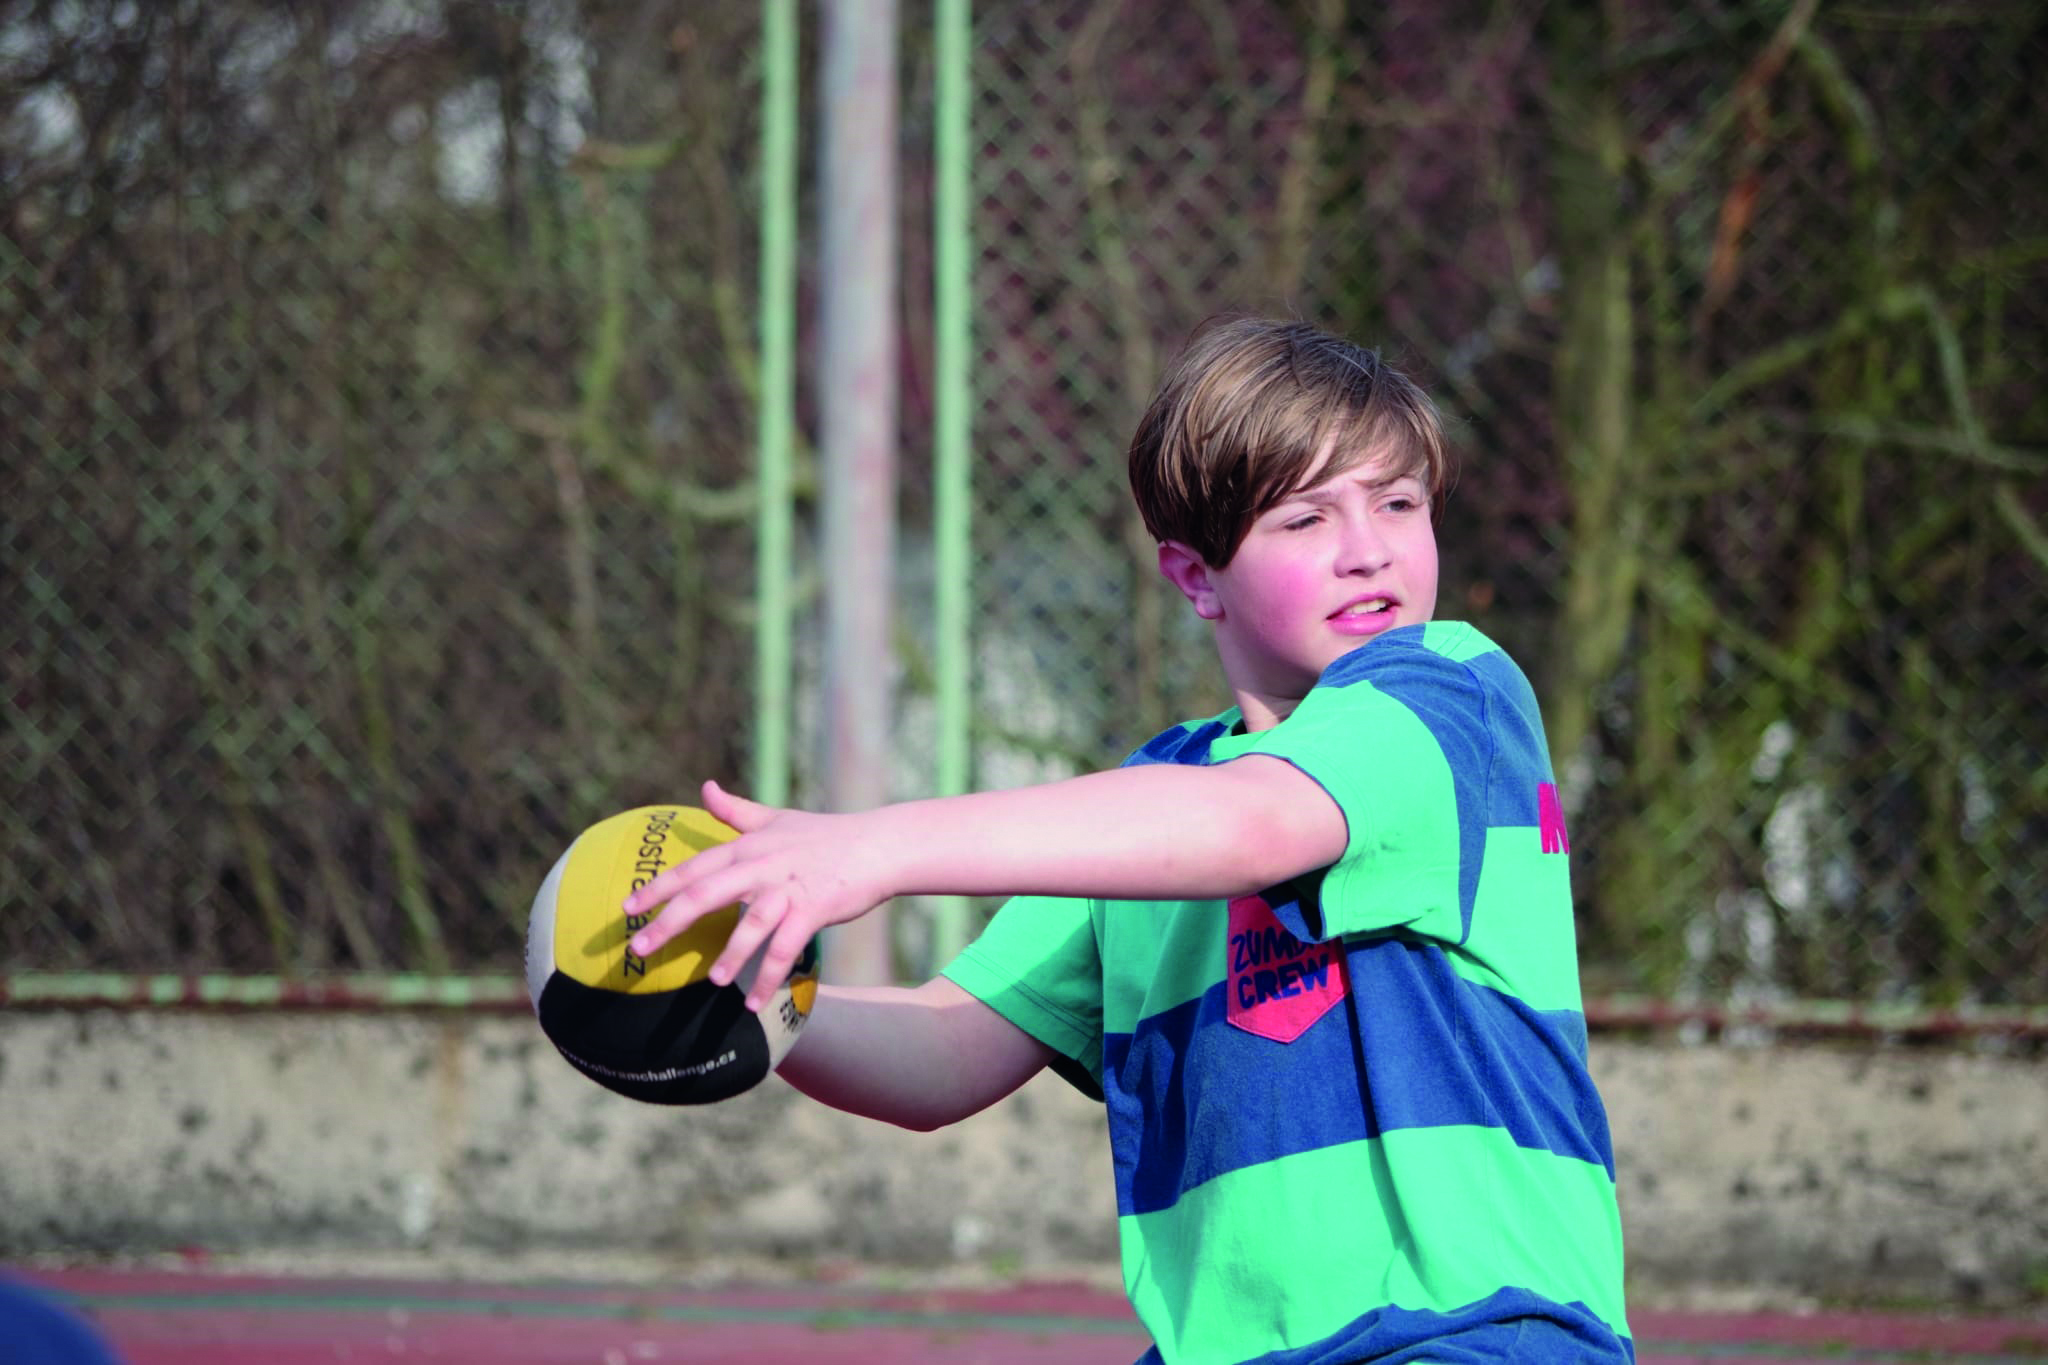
[872,758,1343,903]
[775,978,1054,1132]
[619,762,1344,1003]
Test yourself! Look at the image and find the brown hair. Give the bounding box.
[1127,316,1450,567]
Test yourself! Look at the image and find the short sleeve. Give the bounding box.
[1236,639,1489,945]
[941,894,1105,1094]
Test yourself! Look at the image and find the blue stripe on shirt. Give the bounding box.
[1136,1288,1634,1365]
[1129,717,1233,767]
[1104,937,1612,1217]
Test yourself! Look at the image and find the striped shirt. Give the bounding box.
[944,622,1631,1364]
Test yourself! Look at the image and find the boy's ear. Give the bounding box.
[1157,541,1224,621]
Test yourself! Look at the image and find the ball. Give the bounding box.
[524,804,819,1104]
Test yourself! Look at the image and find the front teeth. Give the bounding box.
[1341,600,1390,615]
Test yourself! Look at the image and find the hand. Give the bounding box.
[621,780,892,1012]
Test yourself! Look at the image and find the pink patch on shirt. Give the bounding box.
[1538,781,1571,854]
[1226,894,1349,1043]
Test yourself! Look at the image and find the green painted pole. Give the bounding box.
[929,0,973,965]
[753,0,798,807]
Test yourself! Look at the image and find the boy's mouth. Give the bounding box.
[1328,595,1400,635]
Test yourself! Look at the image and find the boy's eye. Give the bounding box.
[1282,513,1321,531]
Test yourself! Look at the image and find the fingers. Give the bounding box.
[739,915,817,1013]
[706,895,779,990]
[624,838,725,915]
[614,783,822,1010]
[621,784,769,922]
[627,860,756,957]
[702,898,813,1013]
[704,779,773,833]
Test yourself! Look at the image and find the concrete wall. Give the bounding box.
[2,1010,2043,1304]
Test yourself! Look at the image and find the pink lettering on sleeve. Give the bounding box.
[1538,781,1571,854]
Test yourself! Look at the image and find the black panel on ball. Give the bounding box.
[536,974,772,1105]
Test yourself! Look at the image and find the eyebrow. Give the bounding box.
[1280,471,1422,506]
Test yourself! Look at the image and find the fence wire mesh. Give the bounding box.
[3,1,2044,1012]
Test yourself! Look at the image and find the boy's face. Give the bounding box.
[1160,448,1439,729]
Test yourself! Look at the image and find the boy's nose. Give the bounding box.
[1336,516,1392,574]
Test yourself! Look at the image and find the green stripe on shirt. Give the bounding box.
[1121,1128,1630,1365]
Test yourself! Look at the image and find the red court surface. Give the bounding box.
[13,1267,2048,1364]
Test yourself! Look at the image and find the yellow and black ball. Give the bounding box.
[524,805,818,1105]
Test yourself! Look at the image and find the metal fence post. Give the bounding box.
[754,0,798,809]
[928,0,975,968]
[820,0,900,985]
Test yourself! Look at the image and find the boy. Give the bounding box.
[626,317,1632,1362]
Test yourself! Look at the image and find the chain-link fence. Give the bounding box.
[955,0,2048,1011]
[3,3,772,972]
[5,1,2045,1011]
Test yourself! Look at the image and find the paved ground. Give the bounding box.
[12,1266,2048,1364]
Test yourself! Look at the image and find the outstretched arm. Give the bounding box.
[774,977,1057,1131]
[622,757,1345,1010]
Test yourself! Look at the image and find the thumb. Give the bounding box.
[704,778,775,832]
